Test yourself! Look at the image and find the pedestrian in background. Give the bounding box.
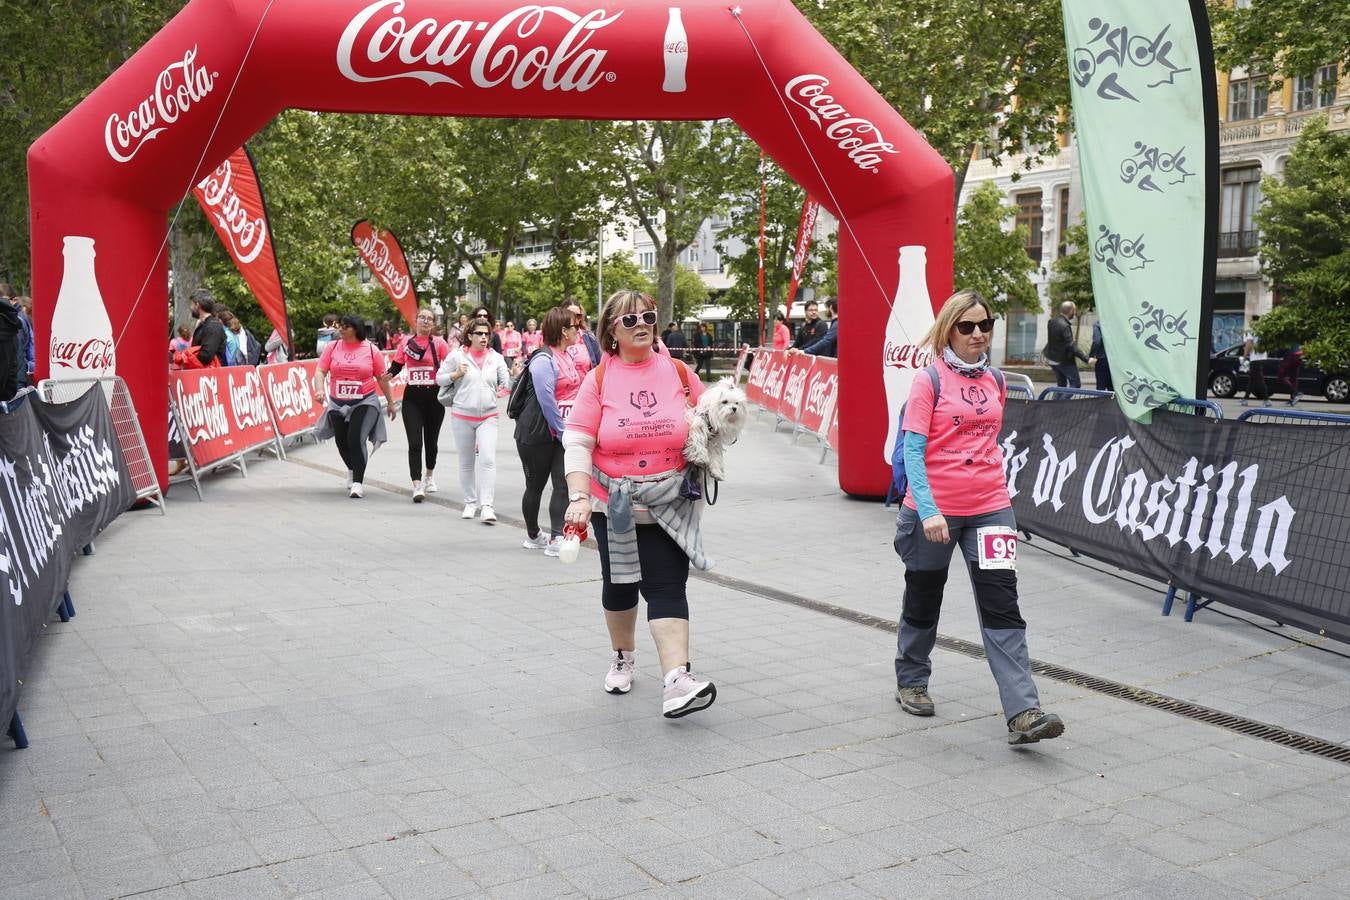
[1240,317,1269,407]
[1088,319,1112,392]
[389,307,451,502]
[772,311,791,350]
[316,313,340,356]
[695,324,713,379]
[1043,301,1088,389]
[792,300,830,350]
[518,306,582,555]
[314,315,397,499]
[663,322,687,361]
[893,289,1064,745]
[437,317,518,523]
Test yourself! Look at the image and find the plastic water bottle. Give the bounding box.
[558,523,588,564]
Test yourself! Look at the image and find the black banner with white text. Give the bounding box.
[0,389,136,729]
[1002,398,1350,643]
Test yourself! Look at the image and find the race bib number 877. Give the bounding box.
[976,526,1018,570]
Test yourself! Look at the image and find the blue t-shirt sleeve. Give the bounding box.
[904,431,940,520]
[531,354,564,436]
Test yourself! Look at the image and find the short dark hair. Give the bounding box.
[323,313,338,326]
[196,297,217,314]
[339,314,367,341]
[804,300,818,310]
[0,282,14,299]
[825,298,838,314]
[189,287,213,306]
[775,311,786,322]
[472,306,496,329]
[542,306,572,347]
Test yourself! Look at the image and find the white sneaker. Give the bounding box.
[662,666,716,718]
[461,504,477,519]
[543,535,562,558]
[605,650,636,694]
[424,475,438,493]
[480,505,497,524]
[349,483,364,499]
[412,483,425,503]
[522,532,549,550]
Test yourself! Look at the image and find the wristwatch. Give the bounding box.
[569,491,588,502]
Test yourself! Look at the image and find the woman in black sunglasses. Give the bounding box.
[891,290,1064,746]
[561,289,719,719]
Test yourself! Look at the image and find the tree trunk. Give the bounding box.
[951,151,975,218]
[168,223,204,332]
[655,240,679,327]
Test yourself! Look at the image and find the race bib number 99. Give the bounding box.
[976,526,1018,570]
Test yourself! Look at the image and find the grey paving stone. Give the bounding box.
[561,859,660,898]
[271,849,370,895]
[183,866,288,899]
[168,838,262,881]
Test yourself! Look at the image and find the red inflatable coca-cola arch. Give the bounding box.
[29,0,952,495]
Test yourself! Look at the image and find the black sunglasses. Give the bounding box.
[954,318,995,336]
[619,310,659,329]
[469,330,490,338]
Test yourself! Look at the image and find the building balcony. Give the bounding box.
[1220,107,1348,148]
[1218,229,1259,258]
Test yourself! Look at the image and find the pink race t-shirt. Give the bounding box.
[773,322,791,350]
[522,331,544,354]
[320,339,387,401]
[568,336,593,376]
[901,364,1009,517]
[502,329,522,358]
[394,334,450,388]
[566,354,704,503]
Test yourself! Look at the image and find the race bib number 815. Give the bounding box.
[976,526,1018,570]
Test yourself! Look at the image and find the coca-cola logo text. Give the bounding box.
[265,366,318,421]
[782,362,809,416]
[229,371,273,432]
[175,378,230,446]
[105,46,217,163]
[337,1,621,92]
[883,341,933,370]
[50,338,115,373]
[785,75,899,173]
[803,370,838,421]
[355,230,412,300]
[761,359,789,401]
[196,158,268,265]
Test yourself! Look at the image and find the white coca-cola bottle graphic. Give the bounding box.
[662,8,687,92]
[882,245,937,464]
[49,236,117,381]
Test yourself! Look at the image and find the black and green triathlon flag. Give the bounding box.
[1062,0,1219,420]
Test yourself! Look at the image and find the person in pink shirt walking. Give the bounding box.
[521,318,544,355]
[563,289,717,719]
[313,315,398,498]
[501,321,522,366]
[388,308,452,502]
[517,307,584,555]
[893,290,1063,746]
[772,311,791,350]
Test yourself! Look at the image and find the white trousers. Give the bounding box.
[450,415,498,507]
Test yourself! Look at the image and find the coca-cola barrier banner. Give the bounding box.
[1,389,136,733]
[30,0,954,493]
[170,366,280,469]
[1002,398,1350,644]
[192,146,291,348]
[352,220,419,329]
[744,349,839,442]
[258,360,323,438]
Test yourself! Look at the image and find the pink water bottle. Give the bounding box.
[559,523,588,564]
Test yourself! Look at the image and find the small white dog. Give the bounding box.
[684,378,748,481]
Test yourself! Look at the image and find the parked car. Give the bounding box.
[1208,344,1350,402]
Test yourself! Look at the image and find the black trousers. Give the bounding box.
[328,404,379,483]
[517,438,566,538]
[401,386,445,481]
[593,512,690,620]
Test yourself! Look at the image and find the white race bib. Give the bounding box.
[976,526,1018,570]
[558,401,574,420]
[332,379,363,401]
[407,367,434,386]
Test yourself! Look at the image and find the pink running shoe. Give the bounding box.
[604,650,636,694]
[662,666,716,718]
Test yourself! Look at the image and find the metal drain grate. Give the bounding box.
[694,570,1350,767]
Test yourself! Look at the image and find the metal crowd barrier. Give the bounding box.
[1164,398,1224,418]
[1236,408,1350,426]
[38,376,165,515]
[1037,386,1114,401]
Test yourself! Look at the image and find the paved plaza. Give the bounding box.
[3,396,1350,899]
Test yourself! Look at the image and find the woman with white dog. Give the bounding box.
[893,289,1064,745]
[563,289,717,719]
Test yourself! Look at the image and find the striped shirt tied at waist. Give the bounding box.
[593,467,711,584]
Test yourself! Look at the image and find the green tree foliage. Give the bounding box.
[1252,117,1350,367]
[799,0,1070,202]
[605,121,741,327]
[716,151,808,323]
[1048,216,1094,312]
[1209,0,1350,79]
[953,182,1039,315]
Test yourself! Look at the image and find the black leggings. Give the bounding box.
[517,438,566,539]
[592,512,690,620]
[329,404,379,484]
[402,386,445,480]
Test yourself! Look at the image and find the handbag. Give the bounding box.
[437,349,459,407]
